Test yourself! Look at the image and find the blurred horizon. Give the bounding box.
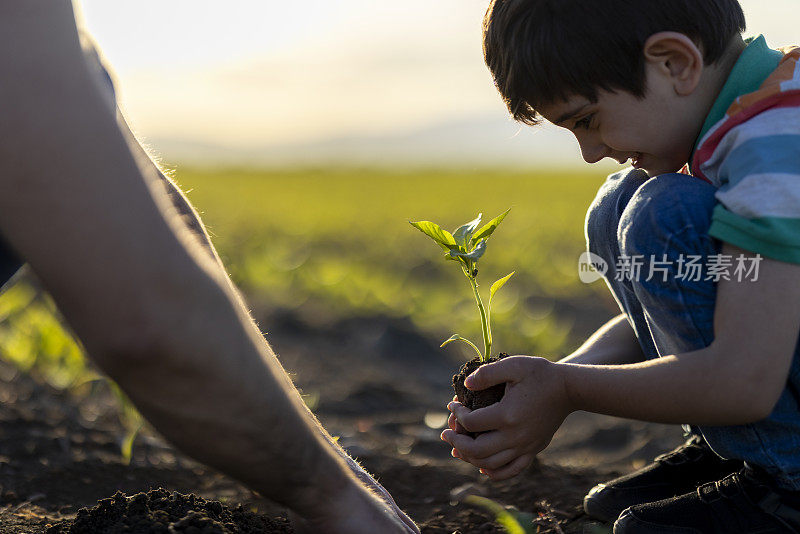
[77,0,797,169]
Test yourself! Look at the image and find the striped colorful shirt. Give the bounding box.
[691,35,800,264]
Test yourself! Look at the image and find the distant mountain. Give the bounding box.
[149,113,587,167]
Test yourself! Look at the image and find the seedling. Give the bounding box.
[409,210,513,362]
[410,210,515,418]
[464,496,536,534]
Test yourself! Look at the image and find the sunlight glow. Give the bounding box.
[76,0,797,165]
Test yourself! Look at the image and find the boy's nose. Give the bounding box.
[578,139,610,164]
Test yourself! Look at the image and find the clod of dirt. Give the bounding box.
[47,488,292,534]
[452,354,509,435]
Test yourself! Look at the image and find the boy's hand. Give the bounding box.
[441,356,572,480]
[447,395,469,435]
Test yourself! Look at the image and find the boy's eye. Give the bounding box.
[575,114,594,130]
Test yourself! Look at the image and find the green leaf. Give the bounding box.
[449,239,486,261]
[440,334,482,359]
[409,220,458,251]
[489,271,515,311]
[471,208,511,246]
[453,213,482,247]
[464,496,533,534]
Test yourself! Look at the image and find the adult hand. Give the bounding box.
[290,457,420,534]
[290,482,419,534]
[344,455,421,533]
[441,356,573,480]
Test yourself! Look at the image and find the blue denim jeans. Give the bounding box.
[585,168,800,491]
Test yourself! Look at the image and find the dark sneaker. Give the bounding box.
[614,467,800,533]
[584,435,742,522]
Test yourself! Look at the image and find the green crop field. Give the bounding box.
[175,166,609,357]
[0,166,612,390]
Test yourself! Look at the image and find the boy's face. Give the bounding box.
[538,78,701,177]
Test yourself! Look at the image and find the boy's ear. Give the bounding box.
[643,32,704,96]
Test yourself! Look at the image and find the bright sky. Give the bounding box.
[76,0,798,164]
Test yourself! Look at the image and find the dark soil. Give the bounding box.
[452,354,509,412]
[0,296,686,533]
[46,488,290,534]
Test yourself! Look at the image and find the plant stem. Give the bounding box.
[456,336,484,360]
[468,276,491,362]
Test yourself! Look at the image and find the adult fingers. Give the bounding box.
[464,356,528,390]
[373,481,421,533]
[482,453,535,481]
[399,509,422,534]
[347,460,421,533]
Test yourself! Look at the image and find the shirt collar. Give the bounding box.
[694,35,783,149]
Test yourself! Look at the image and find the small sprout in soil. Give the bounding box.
[409,210,513,363]
[109,381,144,465]
[464,495,536,534]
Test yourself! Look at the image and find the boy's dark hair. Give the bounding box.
[484,0,746,125]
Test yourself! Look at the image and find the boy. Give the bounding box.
[441,1,800,532]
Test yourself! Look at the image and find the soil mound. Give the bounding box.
[48,488,291,534]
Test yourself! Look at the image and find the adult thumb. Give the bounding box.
[465,356,524,390]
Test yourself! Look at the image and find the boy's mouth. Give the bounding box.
[616,153,643,168]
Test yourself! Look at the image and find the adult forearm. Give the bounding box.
[93,268,353,516]
[559,345,773,425]
[153,167,221,265]
[126,147,350,505]
[0,12,354,514]
[559,313,646,365]
[117,111,224,270]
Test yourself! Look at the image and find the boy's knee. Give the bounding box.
[584,168,649,257]
[617,173,718,259]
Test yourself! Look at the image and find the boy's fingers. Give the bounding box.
[445,429,507,460]
[483,453,534,481]
[464,356,525,390]
[447,400,467,413]
[471,448,517,470]
[447,402,470,425]
[453,402,504,434]
[440,428,463,447]
[446,412,469,435]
